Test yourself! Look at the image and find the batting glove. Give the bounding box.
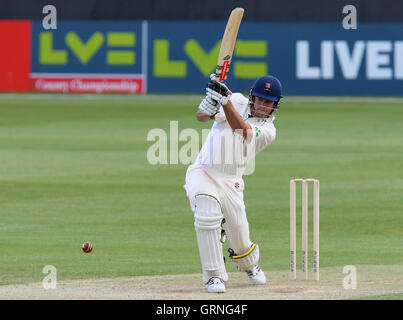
[198,95,220,117]
[206,73,232,107]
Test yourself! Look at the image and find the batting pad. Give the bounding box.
[229,243,260,272]
[194,194,228,283]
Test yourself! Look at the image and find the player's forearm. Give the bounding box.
[197,110,212,122]
[222,101,252,139]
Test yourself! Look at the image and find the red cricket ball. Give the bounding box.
[82,242,93,253]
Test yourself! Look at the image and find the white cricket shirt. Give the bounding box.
[194,93,276,177]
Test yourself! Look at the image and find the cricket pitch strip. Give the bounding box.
[0,265,402,300]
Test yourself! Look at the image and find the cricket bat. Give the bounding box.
[215,7,244,82]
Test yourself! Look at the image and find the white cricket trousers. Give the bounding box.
[184,164,253,283]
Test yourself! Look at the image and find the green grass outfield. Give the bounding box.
[0,94,402,293]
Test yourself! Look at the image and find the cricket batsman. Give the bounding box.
[184,74,283,293]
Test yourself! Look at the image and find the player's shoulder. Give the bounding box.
[264,117,276,129]
[249,116,277,131]
[251,117,277,142]
[230,92,248,106]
